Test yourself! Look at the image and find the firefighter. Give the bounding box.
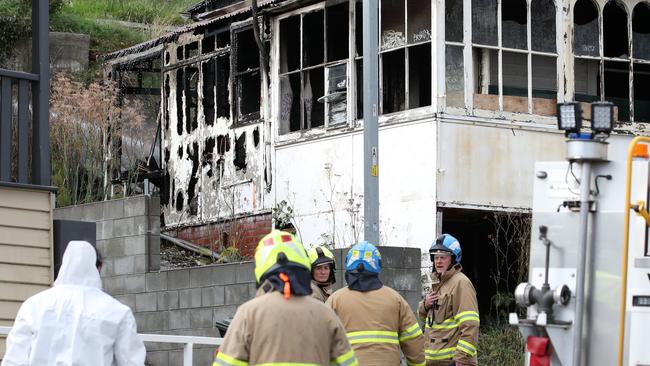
[213,230,358,366]
[418,234,479,366]
[326,241,425,366]
[307,246,336,302]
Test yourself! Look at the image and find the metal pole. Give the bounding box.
[362,0,379,245]
[183,343,193,366]
[572,161,592,366]
[32,0,50,186]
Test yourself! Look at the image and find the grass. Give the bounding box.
[478,321,526,366]
[60,0,198,25]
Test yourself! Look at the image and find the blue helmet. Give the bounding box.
[430,234,462,263]
[345,241,382,273]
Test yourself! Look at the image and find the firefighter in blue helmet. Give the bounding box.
[326,241,425,366]
[418,234,479,366]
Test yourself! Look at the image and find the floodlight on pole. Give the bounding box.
[556,102,583,135]
[590,101,615,136]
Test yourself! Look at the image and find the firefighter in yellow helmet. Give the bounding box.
[213,230,358,366]
[307,246,336,302]
[326,242,425,366]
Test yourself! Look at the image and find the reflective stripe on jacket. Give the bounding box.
[214,285,357,366]
[418,264,479,366]
[326,286,425,366]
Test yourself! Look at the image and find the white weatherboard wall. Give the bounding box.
[274,119,437,251]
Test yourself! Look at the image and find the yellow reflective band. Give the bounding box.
[330,349,359,366]
[457,339,477,357]
[455,311,480,324]
[256,363,321,366]
[347,330,399,345]
[425,347,455,361]
[425,317,458,330]
[215,352,249,366]
[406,361,425,366]
[399,323,423,342]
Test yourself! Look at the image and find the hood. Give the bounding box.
[345,271,383,292]
[54,241,102,289]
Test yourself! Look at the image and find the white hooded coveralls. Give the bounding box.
[1,241,146,366]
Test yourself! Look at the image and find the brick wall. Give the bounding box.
[168,213,272,259]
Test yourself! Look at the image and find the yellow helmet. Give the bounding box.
[307,246,336,269]
[254,230,311,284]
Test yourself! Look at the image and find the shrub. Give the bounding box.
[478,321,525,366]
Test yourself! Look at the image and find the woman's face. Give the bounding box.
[313,263,331,283]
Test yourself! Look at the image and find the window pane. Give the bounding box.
[238,71,261,117]
[280,73,301,134]
[202,35,215,54]
[408,0,431,44]
[327,3,349,61]
[185,42,199,59]
[446,0,463,42]
[532,55,557,115]
[382,49,406,113]
[326,64,348,125]
[381,0,406,50]
[604,61,630,121]
[574,0,599,56]
[356,1,363,57]
[446,45,464,107]
[176,68,184,135]
[472,0,498,46]
[235,28,259,72]
[502,51,528,113]
[303,11,324,67]
[531,0,556,52]
[356,59,364,119]
[473,47,498,110]
[574,58,600,102]
[633,3,650,60]
[604,1,629,58]
[304,68,325,128]
[216,55,230,119]
[634,63,650,121]
[280,16,301,72]
[502,0,527,50]
[186,66,199,132]
[202,60,215,126]
[409,43,431,108]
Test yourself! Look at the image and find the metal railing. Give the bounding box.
[0,326,223,366]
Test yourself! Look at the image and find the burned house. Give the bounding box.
[104,0,650,281]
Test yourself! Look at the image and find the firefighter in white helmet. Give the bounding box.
[213,230,358,366]
[326,241,425,366]
[418,234,479,366]
[307,246,336,302]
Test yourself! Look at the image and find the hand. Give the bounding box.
[424,291,439,310]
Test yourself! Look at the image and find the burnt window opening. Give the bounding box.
[177,46,184,61]
[233,27,261,123]
[185,41,199,59]
[202,35,216,54]
[327,3,349,61]
[216,55,231,119]
[176,191,184,211]
[177,146,183,159]
[381,0,405,50]
[574,0,599,56]
[634,63,650,121]
[176,68,184,135]
[445,0,462,42]
[408,0,431,44]
[203,136,216,177]
[279,4,350,134]
[501,0,527,50]
[355,1,363,57]
[356,60,363,119]
[604,1,629,59]
[202,60,216,126]
[253,127,260,147]
[185,66,199,133]
[164,74,170,131]
[217,134,231,155]
[187,142,200,216]
[234,132,247,170]
[408,43,432,108]
[605,61,630,120]
[633,3,650,60]
[217,31,230,48]
[382,49,405,113]
[165,51,170,65]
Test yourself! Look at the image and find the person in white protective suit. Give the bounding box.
[1,241,146,366]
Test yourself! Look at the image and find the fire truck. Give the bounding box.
[509,103,650,366]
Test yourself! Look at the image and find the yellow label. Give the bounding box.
[371,165,378,176]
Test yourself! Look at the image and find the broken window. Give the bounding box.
[233,26,261,123]
[216,55,230,119]
[378,0,432,114]
[186,66,199,133]
[634,63,650,121]
[234,132,247,170]
[604,1,629,58]
[633,3,650,60]
[574,0,599,56]
[455,0,557,113]
[202,35,215,54]
[278,4,350,134]
[185,42,199,59]
[202,59,215,126]
[176,68,184,135]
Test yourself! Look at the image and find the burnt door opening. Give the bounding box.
[440,207,530,321]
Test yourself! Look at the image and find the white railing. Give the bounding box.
[0,326,223,366]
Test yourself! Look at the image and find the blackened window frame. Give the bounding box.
[232,22,262,125]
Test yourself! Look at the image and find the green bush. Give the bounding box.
[478,321,525,366]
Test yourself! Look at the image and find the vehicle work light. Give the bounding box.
[556,102,583,135]
[590,101,615,135]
